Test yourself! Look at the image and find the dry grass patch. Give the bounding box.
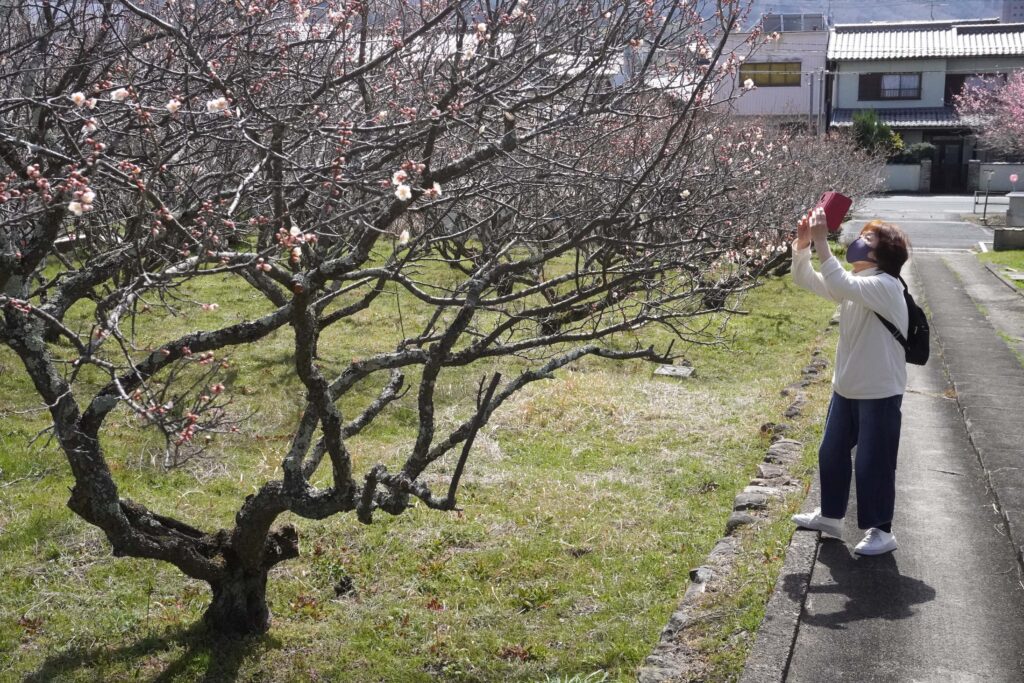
[0,276,837,682]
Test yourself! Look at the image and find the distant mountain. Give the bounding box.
[742,0,1003,27]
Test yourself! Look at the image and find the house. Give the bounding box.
[1005,0,1024,23]
[723,13,830,131]
[827,18,1024,192]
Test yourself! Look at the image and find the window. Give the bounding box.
[944,74,967,105]
[739,62,801,87]
[762,14,825,33]
[858,73,921,100]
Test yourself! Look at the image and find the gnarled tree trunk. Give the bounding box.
[205,569,273,635]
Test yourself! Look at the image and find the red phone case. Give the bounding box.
[814,191,852,233]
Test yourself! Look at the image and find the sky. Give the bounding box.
[743,0,1004,25]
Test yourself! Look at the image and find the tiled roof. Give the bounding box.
[828,18,1024,60]
[830,107,964,128]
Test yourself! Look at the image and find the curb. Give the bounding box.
[947,261,1024,577]
[737,482,820,683]
[983,262,1024,299]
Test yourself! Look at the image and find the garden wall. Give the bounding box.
[883,164,921,192]
[969,161,1024,192]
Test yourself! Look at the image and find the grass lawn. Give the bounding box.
[978,249,1024,289]
[0,267,836,682]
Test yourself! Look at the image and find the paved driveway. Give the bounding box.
[741,195,1024,683]
[843,195,996,251]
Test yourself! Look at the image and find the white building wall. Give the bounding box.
[945,56,1024,74]
[1003,0,1024,23]
[980,162,1024,192]
[883,164,922,192]
[832,59,947,109]
[721,31,829,118]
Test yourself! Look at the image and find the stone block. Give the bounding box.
[733,493,769,510]
[689,566,714,584]
[993,228,1024,250]
[765,439,803,464]
[654,364,694,379]
[1006,192,1024,228]
[743,485,785,498]
[756,463,786,479]
[749,477,795,488]
[707,536,738,564]
[726,512,757,534]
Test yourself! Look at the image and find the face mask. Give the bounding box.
[846,236,876,264]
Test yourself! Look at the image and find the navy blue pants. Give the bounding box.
[819,392,903,530]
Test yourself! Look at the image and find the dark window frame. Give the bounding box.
[739,61,802,88]
[858,72,922,101]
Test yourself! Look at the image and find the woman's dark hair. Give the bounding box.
[861,220,909,277]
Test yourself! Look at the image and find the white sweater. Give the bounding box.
[792,244,908,399]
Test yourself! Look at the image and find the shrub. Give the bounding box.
[889,142,936,165]
[852,110,902,156]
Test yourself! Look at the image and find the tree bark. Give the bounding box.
[202,522,299,635]
[204,569,273,636]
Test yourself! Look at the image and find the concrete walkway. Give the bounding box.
[741,253,1024,682]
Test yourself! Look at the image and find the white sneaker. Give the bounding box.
[854,528,898,556]
[791,508,844,538]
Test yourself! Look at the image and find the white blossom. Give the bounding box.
[680,189,691,198]
[81,189,96,205]
[85,97,97,109]
[392,170,408,186]
[289,226,301,237]
[82,118,98,134]
[395,184,412,201]
[476,22,487,33]
[110,88,129,102]
[398,229,411,245]
[431,182,442,197]
[206,97,229,113]
[166,99,182,114]
[67,201,84,216]
[743,78,755,90]
[70,92,86,107]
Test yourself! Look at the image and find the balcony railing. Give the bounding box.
[880,87,921,99]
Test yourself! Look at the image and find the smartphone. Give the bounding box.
[814,191,852,233]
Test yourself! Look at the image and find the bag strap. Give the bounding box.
[873,272,910,348]
[875,312,909,349]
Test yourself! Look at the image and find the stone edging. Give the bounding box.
[983,262,1024,299]
[636,351,830,683]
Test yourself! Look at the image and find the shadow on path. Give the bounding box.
[25,622,279,682]
[785,539,936,631]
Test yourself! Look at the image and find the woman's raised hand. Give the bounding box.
[796,211,811,249]
[809,206,829,241]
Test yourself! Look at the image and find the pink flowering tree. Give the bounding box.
[955,71,1024,159]
[0,0,880,634]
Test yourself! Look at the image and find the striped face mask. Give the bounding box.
[846,237,876,264]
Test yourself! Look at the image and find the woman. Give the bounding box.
[790,207,910,556]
